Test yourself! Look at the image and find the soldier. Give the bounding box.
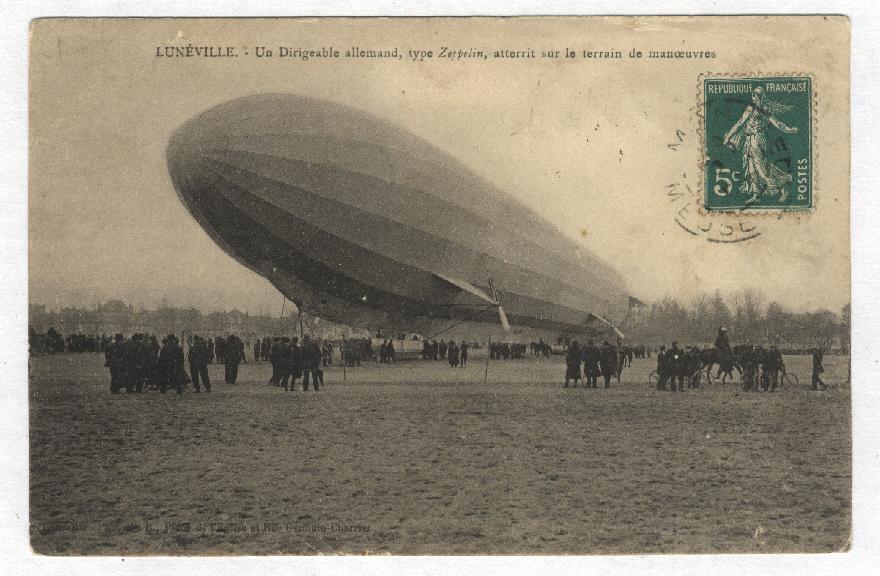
[599,341,617,388]
[460,341,469,367]
[188,336,211,392]
[105,334,125,393]
[811,348,827,390]
[158,335,186,394]
[564,340,582,388]
[582,339,601,389]
[656,344,669,390]
[224,333,243,384]
[301,335,323,391]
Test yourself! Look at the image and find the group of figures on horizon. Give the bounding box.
[265,336,325,392]
[563,339,626,389]
[103,333,245,394]
[420,339,470,367]
[653,327,830,392]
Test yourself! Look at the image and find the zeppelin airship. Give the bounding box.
[166,94,631,341]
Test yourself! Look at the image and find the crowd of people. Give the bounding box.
[31,322,837,394]
[102,332,248,394]
[563,339,627,388]
[650,327,829,392]
[265,335,325,391]
[419,339,470,366]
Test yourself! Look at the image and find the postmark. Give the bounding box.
[701,75,813,213]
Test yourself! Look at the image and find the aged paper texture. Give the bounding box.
[28,16,850,555]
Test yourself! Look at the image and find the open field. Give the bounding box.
[29,353,850,555]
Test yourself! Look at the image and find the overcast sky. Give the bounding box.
[29,18,850,315]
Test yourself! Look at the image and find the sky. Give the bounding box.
[28,17,851,315]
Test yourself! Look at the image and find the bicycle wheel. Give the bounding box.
[648,370,659,388]
[781,372,798,390]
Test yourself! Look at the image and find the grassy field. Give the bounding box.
[29,352,850,555]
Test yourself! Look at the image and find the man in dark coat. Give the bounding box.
[811,348,827,390]
[667,341,686,392]
[188,336,211,392]
[207,337,215,364]
[656,345,669,390]
[158,335,186,394]
[582,339,601,388]
[599,341,617,388]
[104,334,125,393]
[301,335,323,391]
[286,337,302,391]
[766,344,784,391]
[447,340,460,368]
[216,336,227,365]
[224,334,243,384]
[254,339,261,363]
[564,340,582,388]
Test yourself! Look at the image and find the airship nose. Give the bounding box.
[166,114,226,215]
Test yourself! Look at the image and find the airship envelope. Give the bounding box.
[167,93,630,340]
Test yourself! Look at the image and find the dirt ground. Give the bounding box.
[29,352,850,555]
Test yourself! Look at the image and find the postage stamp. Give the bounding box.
[702,75,813,212]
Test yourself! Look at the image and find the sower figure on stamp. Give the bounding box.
[722,86,799,203]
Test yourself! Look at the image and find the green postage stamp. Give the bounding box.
[703,76,813,212]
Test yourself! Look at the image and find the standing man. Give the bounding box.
[668,341,685,392]
[656,345,669,391]
[564,340,582,388]
[188,336,211,393]
[224,333,243,384]
[254,338,261,364]
[765,344,784,391]
[583,340,601,389]
[599,341,617,388]
[460,341,469,367]
[811,347,827,391]
[158,335,186,394]
[448,340,460,368]
[301,335,323,391]
[105,334,125,393]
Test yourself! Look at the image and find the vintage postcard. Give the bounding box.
[28,16,850,555]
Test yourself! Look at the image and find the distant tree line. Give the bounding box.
[621,289,849,352]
